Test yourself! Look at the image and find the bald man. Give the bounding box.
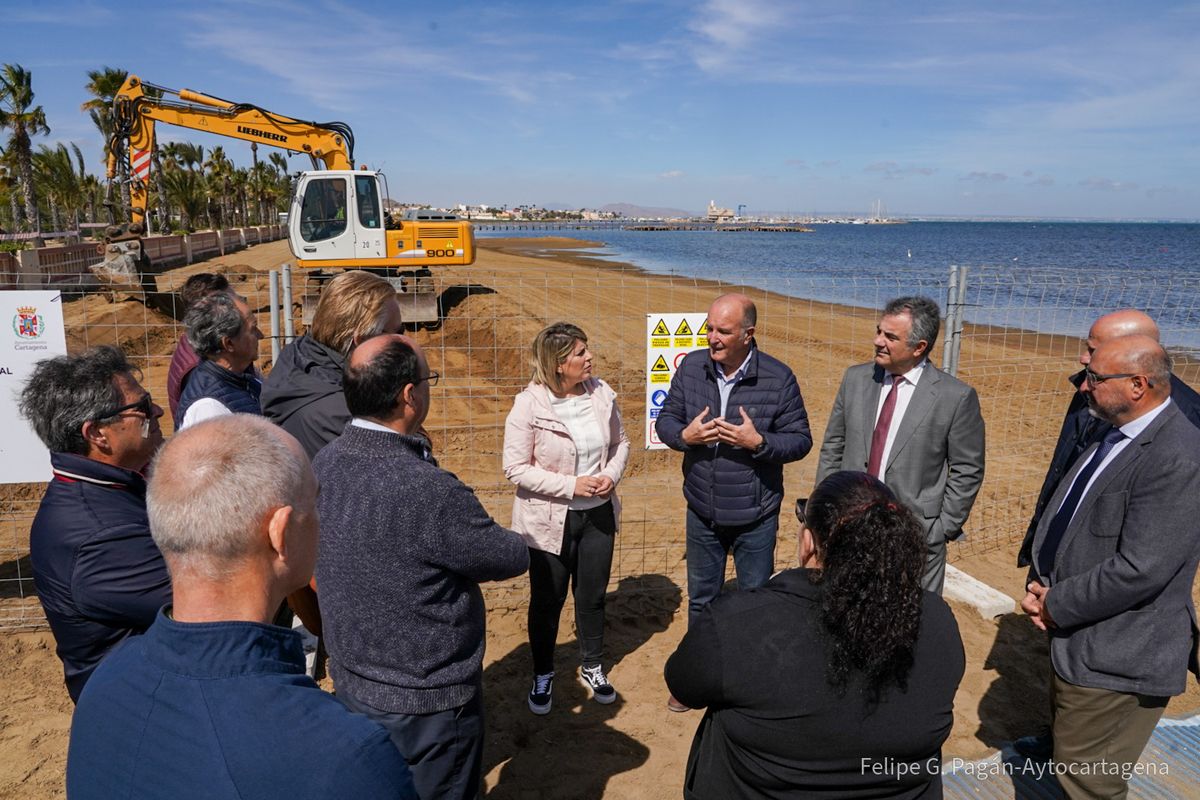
[655,293,812,634]
[1022,335,1200,799]
[1018,309,1200,568]
[67,415,415,800]
[312,334,528,800]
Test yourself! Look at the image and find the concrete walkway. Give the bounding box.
[943,714,1200,798]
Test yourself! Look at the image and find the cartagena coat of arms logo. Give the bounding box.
[13,306,44,339]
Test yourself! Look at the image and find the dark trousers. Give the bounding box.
[338,689,484,800]
[528,502,616,675]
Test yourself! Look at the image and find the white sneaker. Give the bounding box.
[579,664,617,704]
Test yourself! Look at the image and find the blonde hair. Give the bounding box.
[531,322,587,390]
[309,271,399,356]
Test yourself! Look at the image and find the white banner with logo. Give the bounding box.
[1,291,67,483]
[644,312,708,449]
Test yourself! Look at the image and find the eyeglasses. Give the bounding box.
[414,371,439,387]
[1084,369,1137,387]
[794,498,808,525]
[96,393,155,421]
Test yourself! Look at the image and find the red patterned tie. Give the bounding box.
[868,376,903,478]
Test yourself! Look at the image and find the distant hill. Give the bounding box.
[600,203,696,219]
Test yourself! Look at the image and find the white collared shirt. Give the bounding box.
[714,349,754,418]
[1054,397,1172,525]
[874,358,928,474]
[351,418,398,435]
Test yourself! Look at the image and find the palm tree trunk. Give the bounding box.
[18,158,40,232]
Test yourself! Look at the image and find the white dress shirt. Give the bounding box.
[1053,397,1171,526]
[873,358,928,475]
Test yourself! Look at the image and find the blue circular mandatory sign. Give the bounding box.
[651,389,668,408]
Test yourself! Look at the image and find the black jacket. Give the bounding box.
[665,570,964,799]
[1018,370,1200,566]
[261,335,349,460]
[29,453,171,702]
[655,346,812,525]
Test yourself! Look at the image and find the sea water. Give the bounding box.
[480,222,1200,349]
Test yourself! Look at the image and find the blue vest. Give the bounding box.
[174,360,262,428]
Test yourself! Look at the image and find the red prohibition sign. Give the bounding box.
[674,351,689,369]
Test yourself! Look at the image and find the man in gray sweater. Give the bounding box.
[313,334,529,800]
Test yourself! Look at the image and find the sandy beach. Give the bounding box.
[2,235,1198,799]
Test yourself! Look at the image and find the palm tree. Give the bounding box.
[33,142,87,232]
[81,66,129,216]
[0,64,50,232]
[81,67,128,147]
[162,166,206,232]
[204,145,234,228]
[0,147,18,231]
[230,166,251,226]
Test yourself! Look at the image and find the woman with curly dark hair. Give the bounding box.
[665,471,965,799]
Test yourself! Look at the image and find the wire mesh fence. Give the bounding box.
[3,239,1198,629]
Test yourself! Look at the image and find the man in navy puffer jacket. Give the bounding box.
[656,294,812,636]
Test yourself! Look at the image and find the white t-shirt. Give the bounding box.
[178,397,232,431]
[550,392,607,511]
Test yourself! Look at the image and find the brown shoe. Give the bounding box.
[667,694,690,712]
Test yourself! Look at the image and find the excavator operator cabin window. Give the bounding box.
[355,176,381,229]
[299,178,348,242]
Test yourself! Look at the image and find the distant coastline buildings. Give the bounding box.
[706,200,735,223]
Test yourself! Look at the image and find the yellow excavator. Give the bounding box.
[93,75,474,324]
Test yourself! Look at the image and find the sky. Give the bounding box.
[4,0,1199,220]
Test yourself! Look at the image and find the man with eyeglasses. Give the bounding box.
[18,345,170,702]
[312,334,528,800]
[1022,335,1200,799]
[1014,309,1200,760]
[1018,309,1200,569]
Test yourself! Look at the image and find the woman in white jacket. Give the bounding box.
[503,322,630,715]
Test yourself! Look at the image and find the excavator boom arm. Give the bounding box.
[109,75,354,227]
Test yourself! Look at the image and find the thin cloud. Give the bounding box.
[962,171,1008,183]
[785,159,807,169]
[1079,177,1139,192]
[865,162,936,180]
[658,170,684,179]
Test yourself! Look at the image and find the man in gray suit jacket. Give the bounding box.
[817,296,985,593]
[1023,334,1200,799]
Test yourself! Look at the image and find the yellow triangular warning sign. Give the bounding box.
[651,355,670,372]
[674,319,693,336]
[697,320,708,335]
[652,318,670,336]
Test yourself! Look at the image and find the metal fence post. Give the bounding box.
[282,263,294,344]
[268,269,281,364]
[943,265,959,373]
[952,266,969,375]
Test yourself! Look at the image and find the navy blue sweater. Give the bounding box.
[175,359,262,429]
[30,452,171,702]
[67,611,416,799]
[655,347,813,525]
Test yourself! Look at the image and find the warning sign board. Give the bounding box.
[645,312,708,449]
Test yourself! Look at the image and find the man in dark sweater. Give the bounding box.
[313,334,529,800]
[66,415,415,799]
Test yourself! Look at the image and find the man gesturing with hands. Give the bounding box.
[656,294,812,638]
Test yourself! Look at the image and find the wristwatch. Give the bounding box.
[753,437,767,455]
